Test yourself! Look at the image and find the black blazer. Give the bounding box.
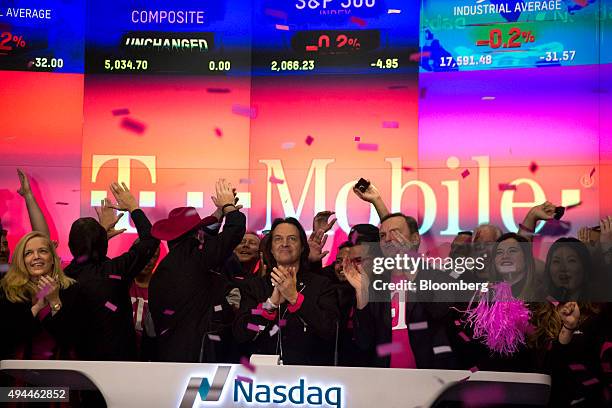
[233,268,339,366]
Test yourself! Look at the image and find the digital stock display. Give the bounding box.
[420,0,601,71]
[0,0,610,261]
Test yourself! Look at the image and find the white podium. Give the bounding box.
[1,360,550,407]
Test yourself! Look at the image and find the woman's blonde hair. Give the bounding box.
[529,302,600,349]
[0,231,74,303]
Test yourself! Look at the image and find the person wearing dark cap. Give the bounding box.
[63,182,160,361]
[148,179,246,363]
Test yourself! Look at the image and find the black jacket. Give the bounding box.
[0,285,77,360]
[353,269,459,369]
[63,209,160,361]
[148,210,246,362]
[233,269,339,366]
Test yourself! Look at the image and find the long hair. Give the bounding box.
[530,302,600,349]
[543,237,593,302]
[263,217,310,273]
[489,233,538,301]
[1,231,74,303]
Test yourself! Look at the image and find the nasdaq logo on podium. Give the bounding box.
[179,365,343,407]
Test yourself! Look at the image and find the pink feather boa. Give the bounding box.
[465,282,531,355]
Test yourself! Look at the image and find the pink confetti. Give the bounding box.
[109,274,122,280]
[112,108,130,116]
[281,142,296,149]
[160,328,169,336]
[589,167,596,178]
[376,342,403,357]
[461,169,470,178]
[469,366,479,373]
[55,202,69,205]
[498,183,517,191]
[275,24,290,31]
[459,376,471,383]
[236,375,253,383]
[269,325,280,336]
[601,342,612,358]
[247,323,260,332]
[269,176,284,184]
[121,117,146,134]
[206,88,231,93]
[354,136,361,142]
[582,378,600,386]
[251,308,263,316]
[232,104,258,119]
[208,334,221,341]
[239,178,253,184]
[529,162,538,173]
[357,143,378,152]
[382,121,399,129]
[402,166,413,172]
[264,8,288,19]
[458,332,471,342]
[546,295,559,307]
[305,135,314,145]
[350,16,367,27]
[240,356,256,373]
[569,363,586,371]
[163,309,175,316]
[104,301,117,312]
[214,128,223,137]
[279,319,287,327]
[454,319,461,326]
[76,255,89,264]
[408,51,431,62]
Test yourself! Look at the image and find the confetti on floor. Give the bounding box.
[104,301,117,312]
[120,117,146,134]
[112,108,130,116]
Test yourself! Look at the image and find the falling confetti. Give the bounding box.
[239,178,253,184]
[357,143,379,152]
[469,366,479,373]
[498,183,517,191]
[589,167,596,178]
[305,135,314,145]
[109,274,122,280]
[208,334,221,341]
[419,87,428,99]
[402,166,413,172]
[247,323,260,332]
[269,325,280,336]
[529,162,538,173]
[354,136,361,142]
[461,169,470,178]
[382,121,399,129]
[582,378,600,387]
[214,128,223,137]
[281,142,296,149]
[275,24,290,31]
[121,117,146,134]
[408,51,431,62]
[214,304,223,312]
[55,202,69,205]
[269,176,284,184]
[388,8,402,13]
[279,319,287,327]
[377,342,403,357]
[251,308,263,316]
[264,8,288,19]
[163,309,175,316]
[458,332,471,342]
[569,364,586,371]
[232,104,258,119]
[240,356,256,373]
[206,88,231,93]
[105,301,117,312]
[481,96,496,101]
[112,108,130,116]
[236,376,253,384]
[350,16,367,27]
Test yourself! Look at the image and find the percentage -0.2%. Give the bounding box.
[476,27,535,49]
[0,32,27,53]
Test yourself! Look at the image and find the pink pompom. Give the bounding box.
[465,282,530,355]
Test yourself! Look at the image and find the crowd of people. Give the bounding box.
[1,169,611,407]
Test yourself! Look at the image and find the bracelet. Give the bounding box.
[562,324,577,332]
[519,223,535,233]
[221,203,236,214]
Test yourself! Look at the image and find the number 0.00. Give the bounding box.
[209,60,231,71]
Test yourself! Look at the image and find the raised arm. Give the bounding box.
[352,179,389,220]
[17,169,50,237]
[517,201,556,241]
